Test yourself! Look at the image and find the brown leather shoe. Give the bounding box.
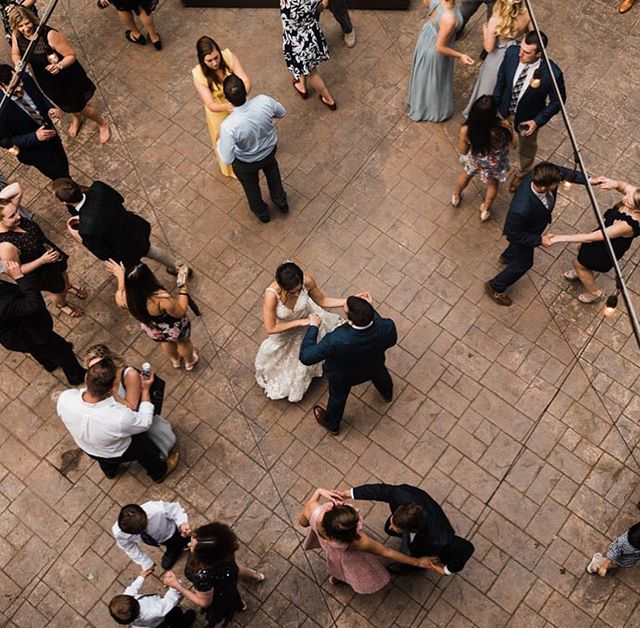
[508,174,523,193]
[313,405,339,435]
[619,0,635,13]
[155,451,180,483]
[498,254,510,265]
[484,281,512,307]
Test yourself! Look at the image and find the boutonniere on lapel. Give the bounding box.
[529,69,541,89]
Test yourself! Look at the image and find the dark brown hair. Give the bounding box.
[322,504,360,544]
[186,523,239,572]
[392,503,426,533]
[52,178,84,204]
[196,36,229,90]
[109,595,140,624]
[532,162,563,188]
[86,358,116,398]
[118,504,148,535]
[124,263,166,324]
[346,296,374,327]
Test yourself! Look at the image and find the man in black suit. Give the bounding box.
[493,32,565,192]
[0,261,85,384]
[336,483,474,575]
[299,294,397,435]
[485,162,588,307]
[0,65,69,181]
[52,178,181,273]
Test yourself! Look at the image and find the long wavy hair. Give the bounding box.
[196,36,229,90]
[9,6,40,34]
[492,0,527,39]
[186,523,239,573]
[124,263,166,324]
[466,95,512,155]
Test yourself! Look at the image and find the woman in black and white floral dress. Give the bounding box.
[280,0,337,110]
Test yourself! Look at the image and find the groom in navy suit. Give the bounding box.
[493,31,565,192]
[299,295,397,435]
[485,162,588,307]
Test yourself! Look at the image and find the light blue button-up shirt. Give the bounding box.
[217,95,286,165]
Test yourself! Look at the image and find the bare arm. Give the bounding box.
[552,221,634,245]
[482,16,499,53]
[435,12,473,65]
[112,368,142,410]
[306,273,345,309]
[193,77,231,114]
[0,182,22,204]
[47,30,77,71]
[11,34,21,67]
[351,531,433,569]
[154,294,188,318]
[162,571,213,608]
[0,241,58,275]
[230,53,252,95]
[458,125,469,155]
[298,488,343,527]
[262,289,309,334]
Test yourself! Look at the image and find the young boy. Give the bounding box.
[109,566,195,627]
[587,521,640,576]
[113,501,191,571]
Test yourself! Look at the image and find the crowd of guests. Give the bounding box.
[0,0,639,624]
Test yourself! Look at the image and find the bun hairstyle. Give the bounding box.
[275,261,304,293]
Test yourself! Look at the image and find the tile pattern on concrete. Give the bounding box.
[1,0,640,625]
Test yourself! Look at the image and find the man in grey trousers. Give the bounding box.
[327,0,356,48]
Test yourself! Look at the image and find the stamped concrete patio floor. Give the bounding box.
[1,0,640,626]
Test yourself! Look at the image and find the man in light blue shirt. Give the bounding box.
[217,75,288,223]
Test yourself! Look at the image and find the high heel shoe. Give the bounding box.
[185,351,199,371]
[319,95,337,111]
[292,79,308,99]
[480,203,490,222]
[451,193,462,207]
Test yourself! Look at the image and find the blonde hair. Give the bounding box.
[84,344,124,369]
[631,189,640,210]
[9,6,39,34]
[493,0,526,39]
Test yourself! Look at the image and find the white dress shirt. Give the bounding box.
[512,58,542,109]
[113,501,189,569]
[123,575,182,628]
[57,388,154,458]
[531,183,554,210]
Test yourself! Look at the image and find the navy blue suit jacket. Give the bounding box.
[504,165,587,248]
[0,72,66,169]
[352,483,455,556]
[493,47,565,128]
[299,312,397,386]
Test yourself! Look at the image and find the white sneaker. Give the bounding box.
[344,29,356,48]
[563,269,579,281]
[578,290,605,304]
[587,552,604,574]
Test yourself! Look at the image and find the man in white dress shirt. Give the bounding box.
[113,501,191,571]
[109,566,195,627]
[57,358,179,481]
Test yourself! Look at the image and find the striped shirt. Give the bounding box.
[606,531,640,567]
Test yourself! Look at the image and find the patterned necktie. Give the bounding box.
[509,65,529,114]
[140,531,160,547]
[16,94,45,126]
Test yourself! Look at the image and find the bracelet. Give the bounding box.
[178,291,189,295]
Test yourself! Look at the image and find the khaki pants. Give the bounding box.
[508,115,539,177]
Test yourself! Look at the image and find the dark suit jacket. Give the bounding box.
[0,275,55,352]
[0,72,67,171]
[504,165,587,248]
[299,312,397,386]
[493,46,565,128]
[352,483,455,556]
[74,181,151,266]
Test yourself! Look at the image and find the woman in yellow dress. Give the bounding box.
[192,36,252,178]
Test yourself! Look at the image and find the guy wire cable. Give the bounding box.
[523,0,640,350]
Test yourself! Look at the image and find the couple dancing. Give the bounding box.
[254,261,397,434]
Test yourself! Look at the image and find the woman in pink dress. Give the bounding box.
[298,488,432,593]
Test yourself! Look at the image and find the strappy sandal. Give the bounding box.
[185,351,199,371]
[67,285,88,300]
[170,358,182,369]
[57,303,83,318]
[125,30,147,45]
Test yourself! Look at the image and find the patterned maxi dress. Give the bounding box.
[280,0,329,80]
[255,286,342,402]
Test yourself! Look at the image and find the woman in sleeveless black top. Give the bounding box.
[550,177,640,303]
[10,6,110,143]
[97,0,162,50]
[162,523,264,627]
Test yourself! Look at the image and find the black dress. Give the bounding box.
[17,26,96,113]
[0,218,68,294]
[577,205,640,272]
[111,0,158,14]
[185,559,243,627]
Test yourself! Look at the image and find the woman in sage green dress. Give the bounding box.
[408,0,474,122]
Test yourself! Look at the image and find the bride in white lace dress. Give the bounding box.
[255,262,344,402]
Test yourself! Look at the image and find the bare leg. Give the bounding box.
[138,8,159,42]
[483,178,499,212]
[115,9,142,38]
[176,340,196,365]
[306,70,335,106]
[293,74,307,96]
[160,341,181,368]
[238,564,264,581]
[573,258,600,295]
[68,113,83,138]
[598,557,614,577]
[81,104,110,144]
[453,171,473,198]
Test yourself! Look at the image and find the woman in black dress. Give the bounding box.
[550,177,640,303]
[0,182,86,317]
[10,6,110,144]
[162,523,264,627]
[97,0,161,50]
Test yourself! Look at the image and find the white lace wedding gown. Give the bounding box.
[255,287,343,402]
